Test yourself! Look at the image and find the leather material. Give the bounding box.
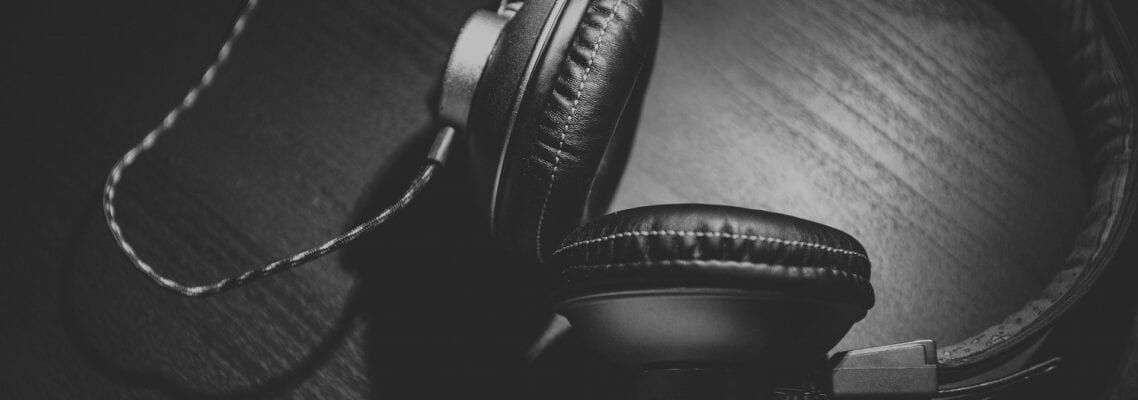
[491,0,661,263]
[467,0,563,231]
[549,204,875,309]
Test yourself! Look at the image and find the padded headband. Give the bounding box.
[936,0,1136,379]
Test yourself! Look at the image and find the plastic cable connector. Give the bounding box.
[428,126,457,166]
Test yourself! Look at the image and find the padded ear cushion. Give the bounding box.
[549,204,875,310]
[466,0,566,228]
[493,0,661,263]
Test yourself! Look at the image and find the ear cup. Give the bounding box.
[550,204,875,310]
[471,0,661,263]
[550,204,874,368]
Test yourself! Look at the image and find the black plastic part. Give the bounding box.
[556,288,865,368]
[829,340,938,398]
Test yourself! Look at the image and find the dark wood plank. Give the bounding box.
[2,0,1087,398]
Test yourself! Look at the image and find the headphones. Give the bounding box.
[103,0,1137,398]
[435,0,1138,398]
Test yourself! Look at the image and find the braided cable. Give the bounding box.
[102,0,450,297]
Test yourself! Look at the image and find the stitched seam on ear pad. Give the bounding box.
[563,260,871,283]
[559,260,873,308]
[533,0,627,262]
[553,230,869,260]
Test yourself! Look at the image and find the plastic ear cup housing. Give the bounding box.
[439,10,509,129]
[550,204,874,398]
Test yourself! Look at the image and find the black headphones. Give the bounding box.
[101,0,1137,397]
[434,0,1138,398]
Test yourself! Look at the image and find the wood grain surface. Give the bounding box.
[3,0,1087,398]
[609,0,1087,352]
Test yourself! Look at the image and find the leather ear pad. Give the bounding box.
[492,0,661,263]
[549,204,875,310]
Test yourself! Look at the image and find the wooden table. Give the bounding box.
[3,0,1095,398]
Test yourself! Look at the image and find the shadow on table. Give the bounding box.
[338,121,589,399]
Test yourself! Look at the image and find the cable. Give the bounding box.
[102,0,456,297]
